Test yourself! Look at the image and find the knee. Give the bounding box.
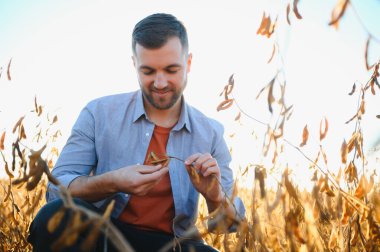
[28,198,96,242]
[29,198,97,232]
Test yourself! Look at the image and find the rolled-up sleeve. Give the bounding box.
[46,107,97,202]
[211,122,246,231]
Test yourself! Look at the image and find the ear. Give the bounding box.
[186,53,193,73]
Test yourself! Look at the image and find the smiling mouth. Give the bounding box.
[152,89,171,95]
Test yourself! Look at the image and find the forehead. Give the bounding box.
[134,37,186,67]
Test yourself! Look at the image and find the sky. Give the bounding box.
[0,0,379,189]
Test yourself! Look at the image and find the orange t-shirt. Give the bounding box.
[118,125,174,234]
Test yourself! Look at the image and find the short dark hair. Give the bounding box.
[132,13,189,54]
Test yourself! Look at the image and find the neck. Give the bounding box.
[143,97,182,128]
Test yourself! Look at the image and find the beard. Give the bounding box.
[141,79,187,110]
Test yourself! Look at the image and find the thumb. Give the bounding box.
[140,167,169,183]
[138,164,162,174]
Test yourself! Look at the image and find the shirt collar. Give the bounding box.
[172,96,192,133]
[132,90,192,133]
[132,90,147,123]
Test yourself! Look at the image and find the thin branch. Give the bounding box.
[283,138,369,213]
[231,92,268,126]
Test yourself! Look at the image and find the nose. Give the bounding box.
[154,72,168,89]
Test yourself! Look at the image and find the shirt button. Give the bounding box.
[145,132,149,137]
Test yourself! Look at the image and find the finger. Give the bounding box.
[139,167,169,184]
[138,164,162,174]
[202,165,220,178]
[184,153,202,167]
[200,158,217,175]
[192,153,213,171]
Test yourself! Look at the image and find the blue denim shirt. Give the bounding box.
[47,90,245,237]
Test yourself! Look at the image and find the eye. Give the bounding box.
[166,69,178,74]
[166,67,180,74]
[141,70,154,75]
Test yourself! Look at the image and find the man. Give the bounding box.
[28,13,245,251]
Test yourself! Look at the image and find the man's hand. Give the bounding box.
[185,153,223,206]
[113,164,169,196]
[68,164,169,202]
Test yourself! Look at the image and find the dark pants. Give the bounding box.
[28,198,218,252]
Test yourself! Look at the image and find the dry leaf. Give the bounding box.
[319,117,328,141]
[47,208,65,233]
[256,86,267,100]
[219,86,227,97]
[216,99,234,112]
[365,37,374,70]
[234,112,241,121]
[329,0,349,29]
[284,168,300,204]
[267,78,275,113]
[189,165,200,184]
[300,125,309,147]
[347,133,357,153]
[311,170,318,181]
[274,117,285,140]
[48,159,54,169]
[371,79,376,95]
[341,139,347,164]
[344,161,358,183]
[0,131,5,150]
[281,105,293,116]
[147,152,170,166]
[359,99,365,115]
[328,225,338,249]
[52,115,58,124]
[26,189,43,215]
[256,13,277,38]
[241,166,249,176]
[3,183,12,202]
[7,58,12,81]
[267,44,276,64]
[219,75,234,100]
[286,3,291,25]
[268,186,282,213]
[320,146,328,165]
[63,212,82,247]
[255,167,266,198]
[19,125,27,139]
[256,12,269,35]
[348,83,356,95]
[51,147,59,157]
[81,200,115,251]
[226,74,234,96]
[4,162,14,178]
[293,0,303,19]
[12,116,25,133]
[354,175,369,198]
[312,200,320,220]
[34,96,38,114]
[320,174,335,197]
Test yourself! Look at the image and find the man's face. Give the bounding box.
[133,37,192,110]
